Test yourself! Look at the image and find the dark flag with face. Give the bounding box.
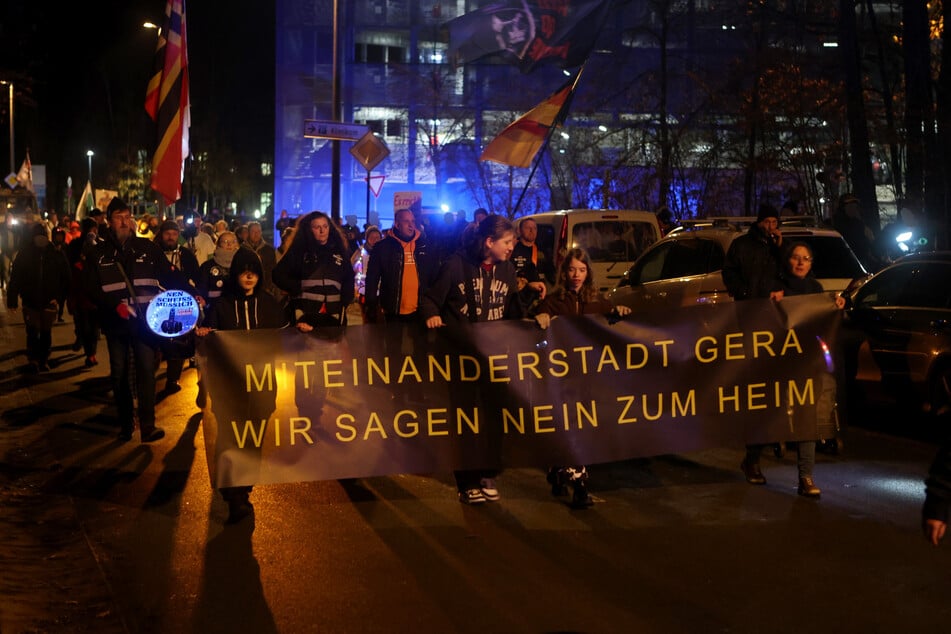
[446,0,614,73]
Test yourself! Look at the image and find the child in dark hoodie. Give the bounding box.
[196,248,288,523]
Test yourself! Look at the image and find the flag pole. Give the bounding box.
[510,66,586,216]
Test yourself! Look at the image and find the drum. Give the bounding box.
[145,289,200,338]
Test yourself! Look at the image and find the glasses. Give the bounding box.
[791,255,812,262]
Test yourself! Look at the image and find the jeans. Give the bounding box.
[73,308,101,357]
[105,331,159,435]
[24,322,53,364]
[796,441,816,479]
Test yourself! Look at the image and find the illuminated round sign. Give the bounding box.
[145,289,200,338]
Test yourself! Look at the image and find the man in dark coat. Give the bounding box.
[721,203,785,485]
[86,198,181,442]
[6,222,72,372]
[364,208,439,323]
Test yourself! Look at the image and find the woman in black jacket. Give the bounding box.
[272,210,354,332]
[779,241,846,499]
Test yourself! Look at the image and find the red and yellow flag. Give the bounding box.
[146,0,190,205]
[479,71,582,168]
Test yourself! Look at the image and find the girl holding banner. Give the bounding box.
[534,247,631,508]
[420,214,525,505]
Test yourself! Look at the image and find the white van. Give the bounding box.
[519,209,662,292]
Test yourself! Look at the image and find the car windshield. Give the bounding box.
[570,221,658,263]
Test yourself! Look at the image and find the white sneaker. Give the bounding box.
[479,478,500,501]
[459,488,486,505]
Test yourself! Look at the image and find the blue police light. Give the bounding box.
[145,290,200,338]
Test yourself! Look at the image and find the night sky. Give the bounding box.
[2,0,274,207]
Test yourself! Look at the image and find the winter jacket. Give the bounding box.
[781,272,823,297]
[365,229,439,319]
[85,231,177,337]
[722,224,783,300]
[196,256,231,305]
[6,242,71,311]
[204,291,288,331]
[419,253,523,326]
[535,287,614,318]
[272,242,355,327]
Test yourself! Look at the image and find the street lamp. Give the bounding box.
[86,150,94,184]
[1,80,13,175]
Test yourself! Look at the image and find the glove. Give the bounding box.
[116,303,133,319]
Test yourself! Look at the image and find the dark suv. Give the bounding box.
[842,251,951,416]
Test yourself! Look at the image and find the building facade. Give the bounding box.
[275,1,849,230]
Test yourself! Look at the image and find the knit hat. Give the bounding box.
[159,220,180,234]
[106,197,129,218]
[756,203,779,223]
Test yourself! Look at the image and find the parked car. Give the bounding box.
[520,209,662,292]
[841,251,951,416]
[607,224,869,312]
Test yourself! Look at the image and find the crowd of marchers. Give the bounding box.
[2,199,948,545]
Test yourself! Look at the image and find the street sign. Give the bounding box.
[303,119,369,141]
[365,175,385,198]
[350,131,390,172]
[4,173,17,189]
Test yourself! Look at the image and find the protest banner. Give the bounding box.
[197,296,841,488]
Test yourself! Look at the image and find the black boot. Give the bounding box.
[223,487,254,524]
[547,467,569,496]
[570,481,594,509]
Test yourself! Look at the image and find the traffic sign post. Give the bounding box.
[365,175,385,198]
[350,132,390,227]
[303,119,370,141]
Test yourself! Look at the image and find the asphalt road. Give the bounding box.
[2,302,951,634]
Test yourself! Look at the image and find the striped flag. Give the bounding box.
[146,0,190,205]
[480,70,583,168]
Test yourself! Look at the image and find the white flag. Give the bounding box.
[16,151,33,192]
[75,181,93,219]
